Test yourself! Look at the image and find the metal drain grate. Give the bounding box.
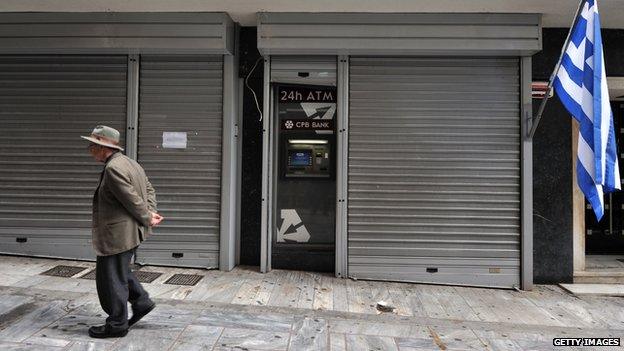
[135,271,163,283]
[80,269,97,280]
[164,274,203,286]
[41,265,87,278]
[79,269,162,283]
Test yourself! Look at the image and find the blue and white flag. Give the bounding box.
[553,0,620,220]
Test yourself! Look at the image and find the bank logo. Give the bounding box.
[301,102,336,120]
[284,120,294,129]
[276,209,311,243]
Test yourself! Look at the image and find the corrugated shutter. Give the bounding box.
[258,13,542,56]
[136,55,223,268]
[0,55,127,259]
[0,13,235,55]
[348,57,520,288]
[271,56,336,86]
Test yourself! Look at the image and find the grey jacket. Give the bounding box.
[92,152,156,256]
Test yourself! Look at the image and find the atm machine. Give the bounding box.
[272,83,336,272]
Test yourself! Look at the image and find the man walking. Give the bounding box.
[82,125,164,338]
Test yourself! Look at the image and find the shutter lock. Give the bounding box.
[426,267,438,273]
[172,252,184,258]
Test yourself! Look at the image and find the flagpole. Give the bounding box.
[528,0,587,139]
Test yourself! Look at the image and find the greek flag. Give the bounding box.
[553,0,620,220]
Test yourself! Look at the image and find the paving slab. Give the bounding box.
[560,283,624,296]
[127,322,186,340]
[63,340,114,351]
[137,304,201,326]
[170,325,223,349]
[195,309,294,332]
[328,319,429,339]
[0,295,33,316]
[22,336,72,348]
[33,314,114,343]
[109,335,177,351]
[345,334,398,351]
[217,328,290,350]
[329,333,346,351]
[427,325,486,350]
[0,300,68,342]
[394,337,440,351]
[289,317,328,351]
[0,341,64,351]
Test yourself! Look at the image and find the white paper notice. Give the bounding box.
[162,132,187,149]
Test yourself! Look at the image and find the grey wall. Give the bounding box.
[531,99,573,284]
[531,28,624,283]
[531,29,573,284]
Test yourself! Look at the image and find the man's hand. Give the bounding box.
[150,212,164,227]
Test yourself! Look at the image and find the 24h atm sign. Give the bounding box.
[278,85,336,131]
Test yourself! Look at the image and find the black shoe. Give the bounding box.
[128,301,156,327]
[88,325,128,339]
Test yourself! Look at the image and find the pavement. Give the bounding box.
[0,255,623,350]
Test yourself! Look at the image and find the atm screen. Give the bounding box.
[289,150,312,166]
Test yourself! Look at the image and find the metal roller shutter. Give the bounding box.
[0,55,127,259]
[270,56,336,86]
[348,57,520,288]
[136,55,223,268]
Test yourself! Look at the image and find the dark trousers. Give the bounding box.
[96,248,151,331]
